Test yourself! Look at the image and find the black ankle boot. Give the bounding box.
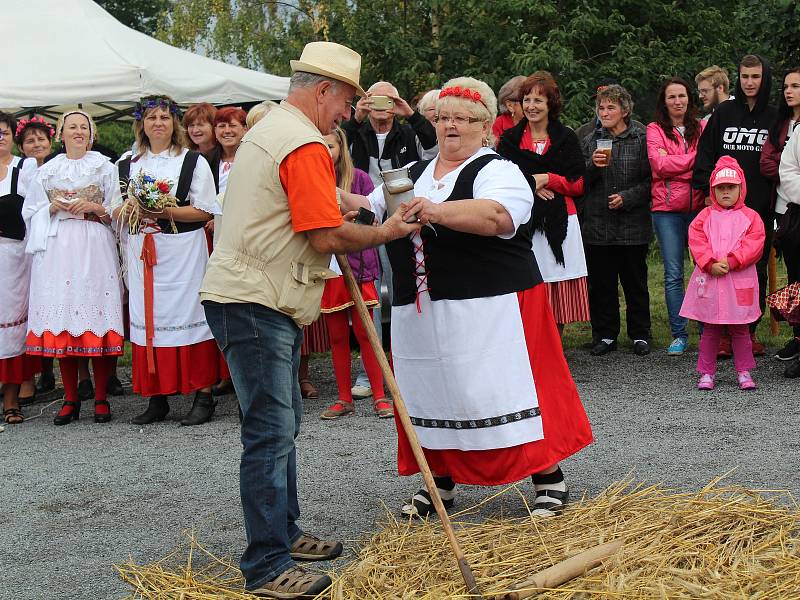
[132,395,169,425]
[181,391,216,426]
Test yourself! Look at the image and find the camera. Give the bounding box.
[370,96,394,111]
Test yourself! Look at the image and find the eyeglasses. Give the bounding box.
[433,114,484,125]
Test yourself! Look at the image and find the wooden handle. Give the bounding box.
[335,254,483,598]
[495,539,624,600]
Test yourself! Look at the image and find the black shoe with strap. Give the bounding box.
[400,476,456,519]
[132,395,169,425]
[54,400,81,426]
[94,399,112,423]
[180,391,216,426]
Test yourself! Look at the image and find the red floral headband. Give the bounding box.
[15,116,55,140]
[439,86,485,108]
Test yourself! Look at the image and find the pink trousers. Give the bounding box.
[697,323,755,375]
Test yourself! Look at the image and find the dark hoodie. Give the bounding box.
[692,55,777,221]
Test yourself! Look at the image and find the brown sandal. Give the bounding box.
[3,407,24,424]
[299,379,318,400]
[251,565,332,598]
[290,533,343,561]
[373,399,394,418]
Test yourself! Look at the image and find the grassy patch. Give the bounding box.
[562,252,790,351]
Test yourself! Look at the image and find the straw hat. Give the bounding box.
[290,42,366,97]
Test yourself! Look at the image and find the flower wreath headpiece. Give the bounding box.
[133,96,180,120]
[15,116,56,141]
[439,86,486,108]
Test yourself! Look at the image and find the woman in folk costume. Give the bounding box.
[114,96,221,426]
[342,77,592,517]
[497,72,590,335]
[0,112,40,424]
[22,110,124,425]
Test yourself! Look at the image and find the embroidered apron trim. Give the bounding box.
[410,407,541,429]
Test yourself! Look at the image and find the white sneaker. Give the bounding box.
[351,384,372,399]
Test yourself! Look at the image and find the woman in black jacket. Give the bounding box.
[580,84,653,356]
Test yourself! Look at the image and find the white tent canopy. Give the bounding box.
[2,0,289,122]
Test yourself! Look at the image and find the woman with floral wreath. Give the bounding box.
[114,96,221,426]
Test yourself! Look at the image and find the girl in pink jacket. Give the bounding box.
[680,156,765,390]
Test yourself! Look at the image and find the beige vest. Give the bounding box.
[200,102,336,326]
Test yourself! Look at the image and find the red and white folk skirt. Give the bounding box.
[131,340,220,396]
[0,354,40,384]
[396,283,593,485]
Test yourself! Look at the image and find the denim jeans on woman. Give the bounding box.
[203,300,304,591]
[652,211,697,340]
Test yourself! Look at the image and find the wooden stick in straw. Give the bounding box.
[769,247,779,336]
[494,539,624,600]
[335,254,483,598]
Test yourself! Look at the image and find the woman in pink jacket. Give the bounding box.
[647,77,705,355]
[680,157,765,390]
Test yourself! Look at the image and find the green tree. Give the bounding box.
[96,0,169,35]
[157,0,795,126]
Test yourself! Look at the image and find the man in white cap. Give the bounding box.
[200,42,420,598]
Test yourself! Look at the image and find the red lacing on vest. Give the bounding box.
[413,236,429,313]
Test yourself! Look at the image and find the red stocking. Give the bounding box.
[351,308,386,400]
[325,311,354,402]
[92,357,114,412]
[58,357,80,416]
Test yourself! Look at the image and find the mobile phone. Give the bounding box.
[370,95,394,111]
[354,207,376,226]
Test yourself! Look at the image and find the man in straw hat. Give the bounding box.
[200,42,421,598]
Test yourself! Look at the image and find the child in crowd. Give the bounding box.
[680,156,765,390]
[318,127,391,420]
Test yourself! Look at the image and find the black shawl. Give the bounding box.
[497,118,585,265]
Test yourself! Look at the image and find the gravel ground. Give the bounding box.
[2,346,799,599]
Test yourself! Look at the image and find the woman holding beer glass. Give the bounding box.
[580,84,653,356]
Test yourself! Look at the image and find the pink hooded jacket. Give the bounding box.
[646,121,706,213]
[679,156,765,325]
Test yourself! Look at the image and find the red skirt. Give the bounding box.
[131,339,220,396]
[545,277,590,324]
[320,277,380,313]
[396,283,593,486]
[301,318,330,355]
[0,354,41,384]
[26,330,124,358]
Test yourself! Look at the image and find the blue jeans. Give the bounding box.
[203,301,303,590]
[652,211,696,340]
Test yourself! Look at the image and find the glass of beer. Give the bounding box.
[597,139,613,166]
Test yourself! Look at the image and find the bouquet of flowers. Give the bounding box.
[125,171,178,234]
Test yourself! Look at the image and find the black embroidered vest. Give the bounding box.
[118,151,203,233]
[0,161,26,241]
[386,154,542,307]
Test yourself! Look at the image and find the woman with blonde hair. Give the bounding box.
[318,127,389,420]
[114,95,221,426]
[341,76,591,517]
[22,110,124,425]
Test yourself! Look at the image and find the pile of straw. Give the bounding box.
[117,477,800,599]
